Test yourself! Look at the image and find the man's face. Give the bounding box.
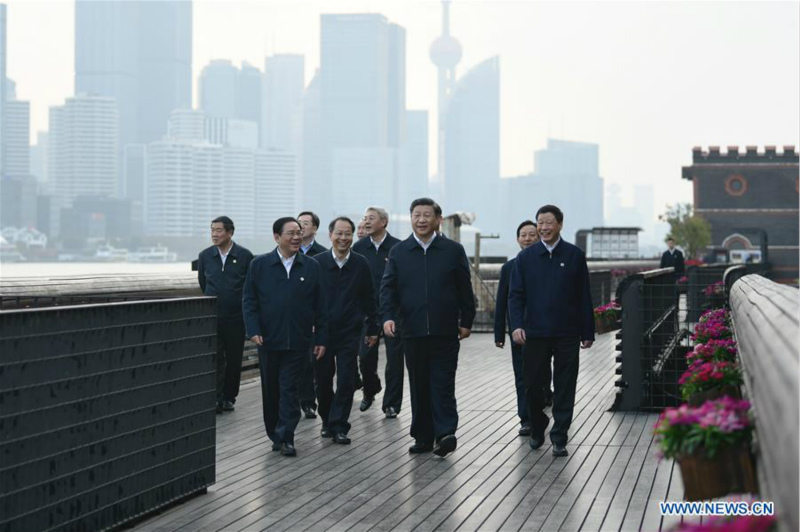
[211,222,232,247]
[536,212,562,245]
[274,221,303,254]
[411,205,436,239]
[357,220,367,239]
[298,215,317,240]
[363,210,386,237]
[330,220,354,254]
[667,240,675,250]
[517,224,539,249]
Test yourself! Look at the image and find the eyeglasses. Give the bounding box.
[282,231,303,238]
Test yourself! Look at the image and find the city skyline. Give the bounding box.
[3,0,799,223]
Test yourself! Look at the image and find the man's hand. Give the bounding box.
[512,328,526,346]
[365,336,378,348]
[581,340,594,349]
[383,320,396,338]
[250,335,263,346]
[314,345,326,360]
[495,341,505,349]
[458,327,471,341]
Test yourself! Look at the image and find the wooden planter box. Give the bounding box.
[594,313,620,334]
[678,442,758,501]
[687,386,742,407]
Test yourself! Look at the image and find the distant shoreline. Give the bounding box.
[0,262,191,278]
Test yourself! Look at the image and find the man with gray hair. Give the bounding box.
[352,206,405,418]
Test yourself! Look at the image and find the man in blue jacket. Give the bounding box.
[315,216,380,444]
[352,206,404,418]
[509,205,594,457]
[197,216,254,414]
[381,198,476,457]
[242,217,328,457]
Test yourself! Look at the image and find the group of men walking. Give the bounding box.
[197,199,595,459]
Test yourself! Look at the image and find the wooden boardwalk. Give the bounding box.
[132,332,685,532]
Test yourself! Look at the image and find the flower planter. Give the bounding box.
[594,314,620,334]
[687,386,742,407]
[678,442,758,501]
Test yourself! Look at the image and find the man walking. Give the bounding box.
[297,211,327,419]
[660,237,686,281]
[509,205,594,457]
[381,198,475,457]
[242,217,328,456]
[315,217,380,444]
[197,216,254,413]
[352,206,404,417]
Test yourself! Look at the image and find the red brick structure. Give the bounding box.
[682,145,799,284]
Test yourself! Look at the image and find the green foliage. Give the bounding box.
[659,203,711,259]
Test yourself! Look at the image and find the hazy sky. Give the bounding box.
[5,0,799,216]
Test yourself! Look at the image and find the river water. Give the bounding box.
[0,262,191,278]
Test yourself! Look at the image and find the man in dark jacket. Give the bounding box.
[315,216,380,444]
[494,220,551,436]
[660,237,686,281]
[509,205,594,458]
[197,216,254,413]
[297,210,327,419]
[242,217,328,457]
[352,206,404,417]
[381,198,476,457]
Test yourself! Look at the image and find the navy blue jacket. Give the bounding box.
[352,232,401,303]
[380,234,476,338]
[660,249,685,276]
[242,248,328,350]
[493,257,516,344]
[197,242,254,321]
[316,250,380,341]
[508,240,595,341]
[301,240,327,257]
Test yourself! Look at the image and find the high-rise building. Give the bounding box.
[238,62,261,130]
[199,59,239,119]
[397,110,429,212]
[30,132,49,186]
[301,71,322,210]
[0,3,7,175]
[48,95,119,204]
[145,141,202,237]
[331,148,396,220]
[4,98,30,177]
[167,108,205,142]
[262,54,304,151]
[255,149,297,236]
[74,0,192,147]
[443,56,500,229]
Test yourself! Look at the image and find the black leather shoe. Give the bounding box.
[552,443,568,457]
[518,424,531,437]
[385,407,398,419]
[359,395,374,412]
[320,426,332,438]
[272,442,280,452]
[281,443,297,456]
[222,400,235,412]
[302,406,317,419]
[544,389,554,408]
[408,441,433,454]
[529,437,544,450]
[215,401,223,414]
[433,434,457,457]
[333,433,351,444]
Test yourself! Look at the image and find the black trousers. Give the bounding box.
[358,324,383,398]
[216,318,246,403]
[315,336,359,434]
[510,343,528,425]
[258,348,304,445]
[404,335,459,444]
[523,336,580,446]
[299,347,317,410]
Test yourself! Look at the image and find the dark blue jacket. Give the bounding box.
[316,250,380,341]
[493,257,516,344]
[508,239,595,341]
[242,248,328,350]
[380,234,476,338]
[197,242,254,321]
[352,232,401,303]
[660,249,685,276]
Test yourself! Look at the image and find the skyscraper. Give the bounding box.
[238,62,262,129]
[397,110,429,211]
[3,79,30,178]
[0,3,7,175]
[199,59,239,119]
[75,1,192,147]
[262,54,304,151]
[255,150,297,236]
[443,56,500,229]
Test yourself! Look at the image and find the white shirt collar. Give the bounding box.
[300,240,315,254]
[276,248,297,276]
[332,248,350,269]
[413,232,437,251]
[543,237,561,254]
[370,233,387,250]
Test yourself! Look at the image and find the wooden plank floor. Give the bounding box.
[131,332,683,532]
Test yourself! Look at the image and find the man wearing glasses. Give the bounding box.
[242,217,328,457]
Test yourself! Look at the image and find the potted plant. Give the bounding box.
[703,281,726,308]
[654,397,757,501]
[677,275,689,294]
[679,360,743,405]
[686,338,738,365]
[692,309,733,344]
[593,301,621,334]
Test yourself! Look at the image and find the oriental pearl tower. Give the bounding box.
[429,0,462,194]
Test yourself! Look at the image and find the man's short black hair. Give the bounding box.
[535,204,564,224]
[516,220,537,238]
[329,216,355,233]
[666,236,675,242]
[211,216,235,234]
[273,217,300,236]
[409,197,442,217]
[297,211,321,229]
